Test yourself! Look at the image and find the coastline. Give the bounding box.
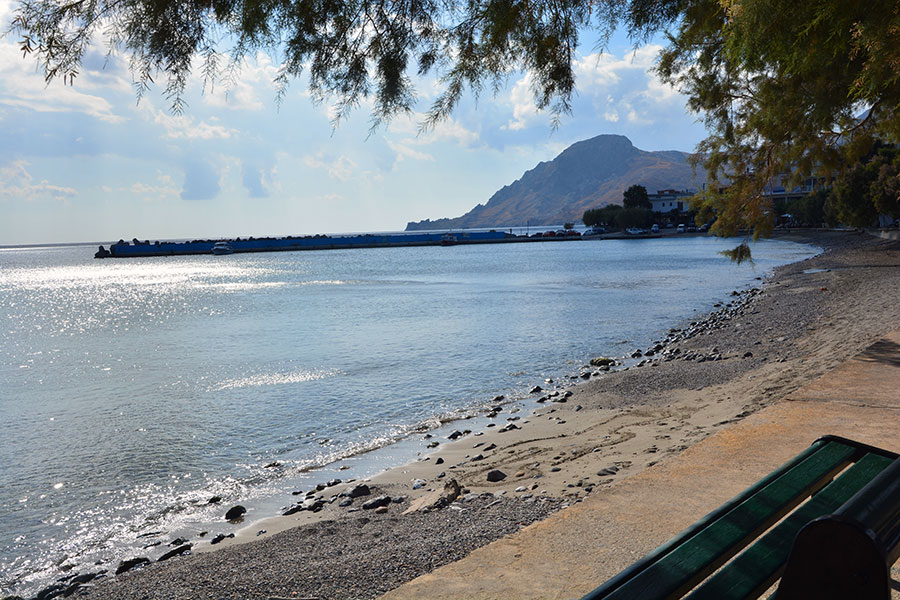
[28,230,900,600]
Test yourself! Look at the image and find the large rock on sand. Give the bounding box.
[115,557,150,575]
[486,470,507,482]
[403,479,462,514]
[341,484,371,498]
[361,495,391,510]
[224,505,246,521]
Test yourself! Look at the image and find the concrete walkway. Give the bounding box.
[382,329,900,600]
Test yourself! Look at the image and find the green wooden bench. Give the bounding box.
[579,435,900,600]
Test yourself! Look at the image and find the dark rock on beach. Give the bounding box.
[210,533,234,545]
[115,558,150,575]
[224,505,246,521]
[158,544,191,562]
[342,484,371,498]
[486,470,507,482]
[69,571,106,586]
[361,495,391,510]
[32,583,67,600]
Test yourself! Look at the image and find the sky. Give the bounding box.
[0,2,709,245]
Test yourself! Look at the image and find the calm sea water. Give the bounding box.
[0,236,817,595]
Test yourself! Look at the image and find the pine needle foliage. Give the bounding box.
[9,0,900,242]
[8,0,679,127]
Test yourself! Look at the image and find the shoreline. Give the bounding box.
[20,229,900,600]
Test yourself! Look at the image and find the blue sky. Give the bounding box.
[0,2,708,245]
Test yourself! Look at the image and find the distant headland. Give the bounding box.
[405,134,704,231]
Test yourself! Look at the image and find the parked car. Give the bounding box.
[676,224,686,233]
[650,224,660,233]
[565,229,581,237]
[625,227,644,235]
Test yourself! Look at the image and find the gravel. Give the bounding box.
[74,496,562,600]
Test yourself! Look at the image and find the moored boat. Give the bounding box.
[212,241,234,255]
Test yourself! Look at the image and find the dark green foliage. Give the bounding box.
[828,145,900,227]
[718,242,752,265]
[657,0,900,237]
[622,184,650,209]
[9,0,681,125]
[614,207,652,229]
[583,204,622,227]
[12,0,900,236]
[772,189,828,228]
[563,222,574,229]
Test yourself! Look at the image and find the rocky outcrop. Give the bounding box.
[406,134,702,230]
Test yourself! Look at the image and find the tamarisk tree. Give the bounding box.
[8,0,675,127]
[9,0,900,235]
[657,0,900,237]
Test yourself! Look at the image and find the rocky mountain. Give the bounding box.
[405,134,704,230]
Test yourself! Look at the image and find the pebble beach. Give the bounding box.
[23,230,900,600]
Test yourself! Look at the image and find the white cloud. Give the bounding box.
[642,75,681,104]
[142,104,237,139]
[504,74,540,131]
[203,53,279,111]
[494,45,685,132]
[626,107,647,124]
[424,118,480,146]
[389,113,480,147]
[0,42,127,123]
[573,53,624,89]
[386,140,435,164]
[0,160,77,201]
[303,152,358,181]
[122,171,179,200]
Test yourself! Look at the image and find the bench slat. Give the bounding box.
[581,439,834,600]
[595,441,857,600]
[682,452,894,600]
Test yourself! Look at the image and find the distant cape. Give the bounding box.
[405,134,703,230]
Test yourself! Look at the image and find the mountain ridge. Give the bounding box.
[405,134,703,230]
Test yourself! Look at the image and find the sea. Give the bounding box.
[0,234,819,597]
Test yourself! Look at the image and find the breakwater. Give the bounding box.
[94,230,585,258]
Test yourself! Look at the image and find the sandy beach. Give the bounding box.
[43,230,900,600]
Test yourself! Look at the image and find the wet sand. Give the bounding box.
[67,230,900,600]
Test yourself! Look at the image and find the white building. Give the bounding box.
[648,189,696,214]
